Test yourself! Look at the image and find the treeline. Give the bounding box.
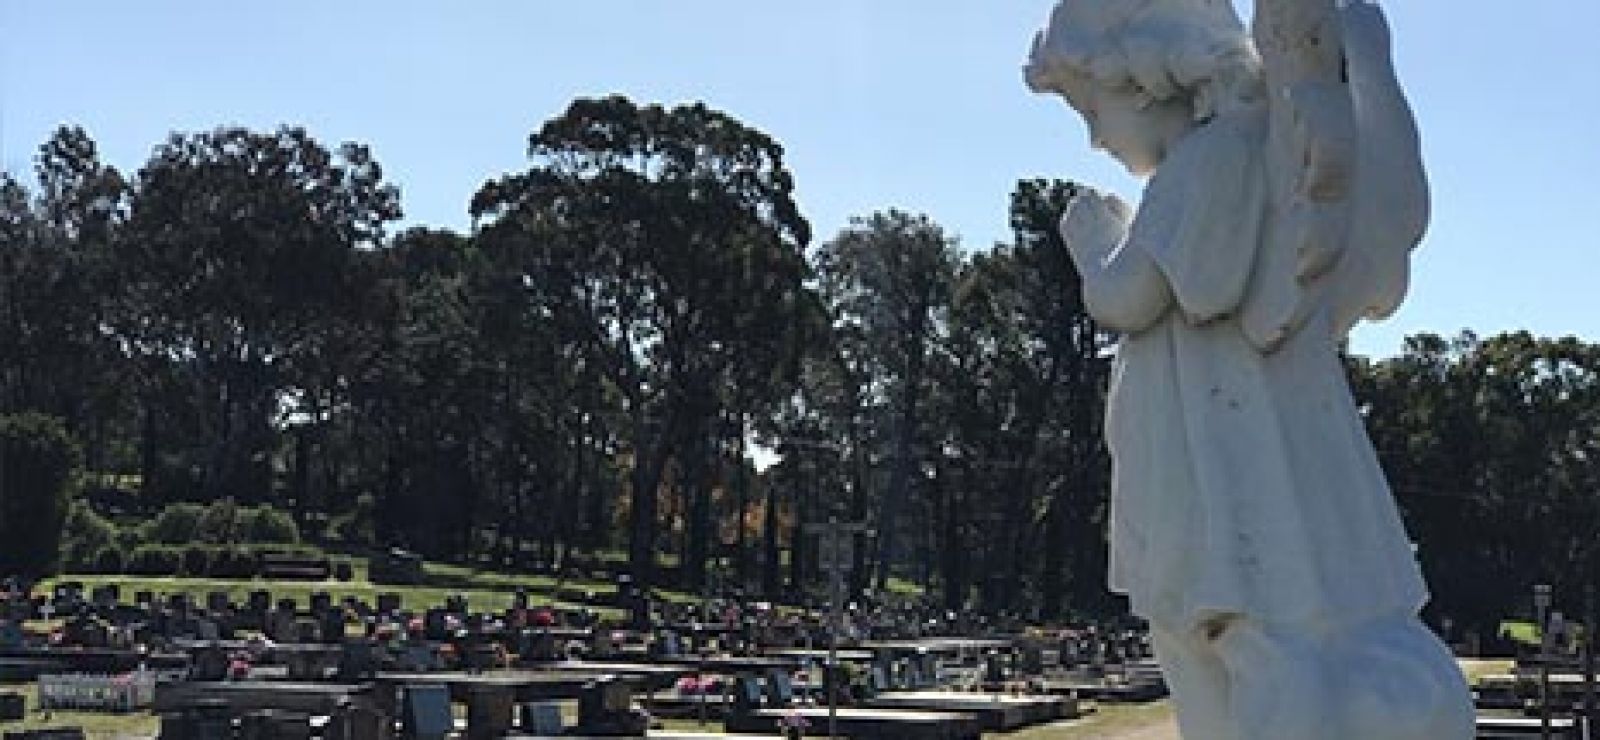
[1,95,1596,630]
[1355,332,1600,633]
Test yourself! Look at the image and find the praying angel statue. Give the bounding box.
[1026,0,1474,737]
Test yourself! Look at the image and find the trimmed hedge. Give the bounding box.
[84,542,327,578]
[126,545,182,576]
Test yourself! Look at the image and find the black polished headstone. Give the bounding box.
[320,609,346,644]
[90,584,119,609]
[422,610,449,641]
[190,645,229,682]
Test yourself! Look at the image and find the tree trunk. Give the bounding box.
[762,475,781,598]
[789,472,809,597]
[733,431,749,589]
[683,422,713,593]
[628,416,671,589]
[876,359,925,590]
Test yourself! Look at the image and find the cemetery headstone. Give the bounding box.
[765,670,795,708]
[0,691,25,722]
[422,610,449,641]
[321,609,347,644]
[518,702,564,736]
[400,641,437,672]
[588,627,616,659]
[267,608,298,643]
[0,620,22,649]
[190,644,229,682]
[337,640,377,682]
[464,684,514,740]
[983,650,1007,686]
[519,629,559,663]
[730,674,763,717]
[335,704,389,740]
[575,677,645,736]
[91,584,118,610]
[1020,642,1044,675]
[402,684,453,740]
[870,664,891,694]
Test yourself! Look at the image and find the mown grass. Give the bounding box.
[996,701,1175,739]
[0,681,160,739]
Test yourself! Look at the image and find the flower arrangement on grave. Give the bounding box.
[227,653,252,681]
[776,709,810,739]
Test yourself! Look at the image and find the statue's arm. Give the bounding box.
[1060,191,1173,334]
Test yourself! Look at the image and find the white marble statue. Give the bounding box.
[1024,0,1474,737]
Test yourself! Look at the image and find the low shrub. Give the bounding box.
[91,545,125,575]
[238,505,300,544]
[142,502,205,545]
[126,544,182,576]
[60,501,117,571]
[207,546,259,578]
[179,545,210,576]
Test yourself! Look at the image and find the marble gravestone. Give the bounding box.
[1025,0,1473,738]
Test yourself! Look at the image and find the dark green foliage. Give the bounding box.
[61,500,118,570]
[90,545,125,575]
[0,413,83,577]
[179,545,210,576]
[1350,332,1600,636]
[126,545,182,576]
[196,498,238,544]
[207,546,258,578]
[136,501,298,547]
[141,502,205,544]
[237,505,300,544]
[329,493,375,547]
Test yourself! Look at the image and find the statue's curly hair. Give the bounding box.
[1025,0,1264,122]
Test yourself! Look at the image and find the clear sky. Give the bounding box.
[4,1,1597,357]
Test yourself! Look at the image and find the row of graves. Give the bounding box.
[2,577,1168,739]
[1472,611,1596,740]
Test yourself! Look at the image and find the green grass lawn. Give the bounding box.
[0,681,160,739]
[997,701,1174,739]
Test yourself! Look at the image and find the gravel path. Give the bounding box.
[1101,719,1180,740]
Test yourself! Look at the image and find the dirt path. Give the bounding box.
[1101,719,1180,740]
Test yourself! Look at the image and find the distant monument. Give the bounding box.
[1025,0,1473,737]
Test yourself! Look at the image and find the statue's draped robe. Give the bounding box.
[1086,106,1426,633]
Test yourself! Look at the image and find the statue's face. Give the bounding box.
[1075,86,1193,176]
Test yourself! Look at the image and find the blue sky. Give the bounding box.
[4,1,1597,358]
